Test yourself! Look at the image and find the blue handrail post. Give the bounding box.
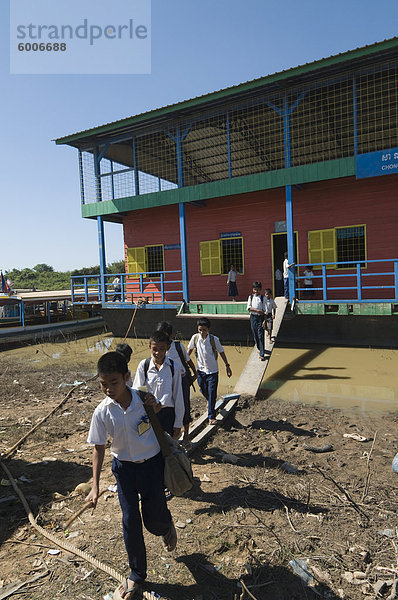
[47,301,51,324]
[84,277,88,303]
[121,274,125,302]
[71,279,75,304]
[394,260,398,301]
[20,300,25,327]
[160,273,165,302]
[322,265,327,300]
[139,274,143,294]
[356,263,362,301]
[97,216,107,305]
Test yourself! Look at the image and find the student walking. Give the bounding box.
[133,330,184,439]
[264,288,277,341]
[247,281,266,360]
[156,321,197,448]
[187,317,232,425]
[86,351,177,600]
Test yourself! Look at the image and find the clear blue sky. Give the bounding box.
[1,0,396,272]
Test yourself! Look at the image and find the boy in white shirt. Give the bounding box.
[187,317,232,425]
[133,330,184,439]
[156,321,197,448]
[264,288,277,340]
[247,281,266,360]
[86,351,176,600]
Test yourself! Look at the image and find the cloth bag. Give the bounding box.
[143,402,194,496]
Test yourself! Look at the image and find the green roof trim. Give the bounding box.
[56,38,398,146]
[81,157,356,220]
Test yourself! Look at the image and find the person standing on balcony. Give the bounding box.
[112,276,122,302]
[227,264,239,301]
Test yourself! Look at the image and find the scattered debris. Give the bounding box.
[343,433,368,442]
[288,559,315,586]
[303,442,333,453]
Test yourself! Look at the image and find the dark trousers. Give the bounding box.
[157,406,175,436]
[250,313,265,357]
[197,370,219,420]
[112,453,172,583]
[182,374,192,426]
[284,277,289,299]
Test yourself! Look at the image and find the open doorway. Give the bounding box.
[271,232,298,297]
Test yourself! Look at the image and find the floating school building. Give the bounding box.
[56,38,398,342]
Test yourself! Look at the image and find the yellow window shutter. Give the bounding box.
[200,240,221,275]
[321,229,336,267]
[126,247,146,275]
[308,229,336,268]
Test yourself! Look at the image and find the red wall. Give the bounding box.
[121,175,398,302]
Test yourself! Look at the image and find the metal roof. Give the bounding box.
[55,37,398,147]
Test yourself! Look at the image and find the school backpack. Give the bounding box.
[249,294,264,305]
[143,357,174,381]
[193,333,218,359]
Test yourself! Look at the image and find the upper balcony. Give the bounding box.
[55,38,398,222]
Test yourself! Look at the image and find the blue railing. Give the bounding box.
[294,258,398,303]
[71,271,183,306]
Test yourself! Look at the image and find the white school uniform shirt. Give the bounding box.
[304,270,314,285]
[283,258,290,278]
[133,357,184,429]
[187,333,224,375]
[227,269,237,283]
[264,298,277,314]
[166,340,189,376]
[87,388,160,462]
[247,294,265,313]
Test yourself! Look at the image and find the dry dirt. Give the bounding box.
[0,351,398,600]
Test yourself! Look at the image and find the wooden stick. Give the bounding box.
[314,466,369,521]
[63,490,105,529]
[361,431,377,501]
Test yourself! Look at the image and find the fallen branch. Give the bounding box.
[63,489,106,529]
[314,466,369,521]
[239,579,258,600]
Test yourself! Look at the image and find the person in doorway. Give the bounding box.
[247,282,266,360]
[283,252,295,300]
[155,321,197,449]
[227,264,239,301]
[303,266,315,298]
[112,276,122,302]
[263,288,277,341]
[187,318,232,425]
[274,267,283,297]
[86,351,177,600]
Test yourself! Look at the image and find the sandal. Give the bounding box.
[208,418,217,425]
[113,578,142,600]
[162,520,177,552]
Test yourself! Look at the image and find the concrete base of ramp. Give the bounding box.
[234,297,288,397]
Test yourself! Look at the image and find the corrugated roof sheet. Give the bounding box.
[55,37,398,146]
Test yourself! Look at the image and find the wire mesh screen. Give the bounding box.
[357,60,398,153]
[221,238,244,274]
[80,151,96,204]
[336,226,366,268]
[290,79,354,165]
[182,114,229,184]
[79,57,397,203]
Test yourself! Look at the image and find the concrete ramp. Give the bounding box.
[234,297,288,396]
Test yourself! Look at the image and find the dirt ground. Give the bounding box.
[1,349,398,600]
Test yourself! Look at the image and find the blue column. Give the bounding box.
[176,125,191,302]
[283,99,295,302]
[97,216,107,305]
[179,203,189,302]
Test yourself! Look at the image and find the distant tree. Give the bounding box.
[108,260,125,274]
[33,264,54,273]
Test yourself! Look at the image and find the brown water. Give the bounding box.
[261,345,398,414]
[4,334,397,414]
[3,332,252,399]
